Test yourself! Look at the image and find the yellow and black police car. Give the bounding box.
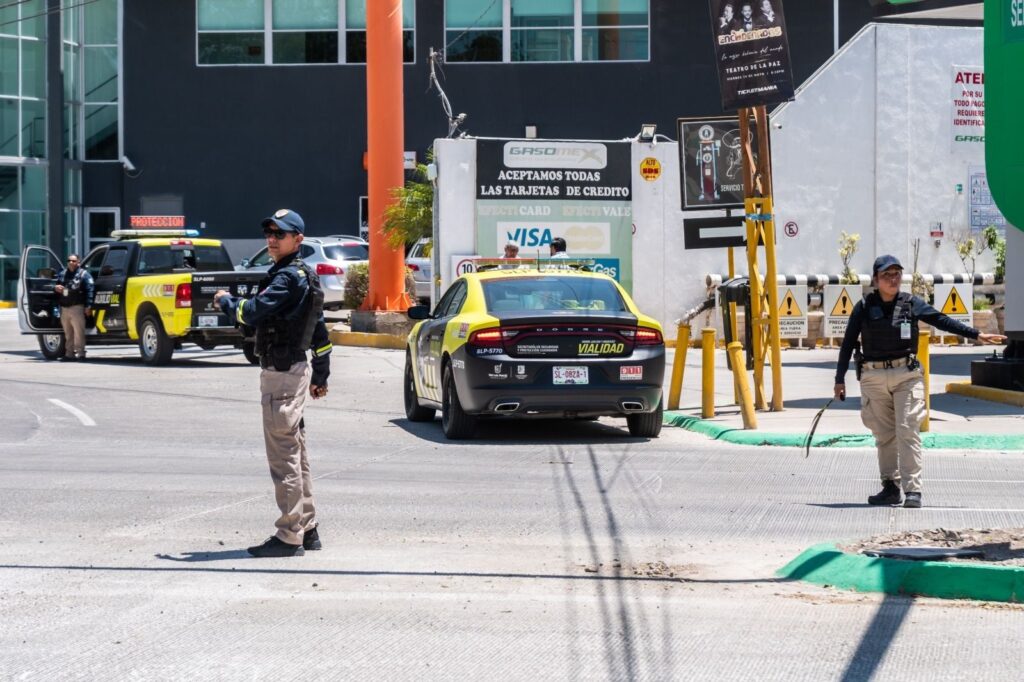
[404,265,666,439]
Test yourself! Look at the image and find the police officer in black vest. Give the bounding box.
[834,255,1005,508]
[215,209,333,557]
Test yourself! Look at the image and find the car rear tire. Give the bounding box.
[404,353,436,422]
[37,333,65,360]
[441,364,476,439]
[626,397,663,438]
[241,342,260,366]
[138,314,174,365]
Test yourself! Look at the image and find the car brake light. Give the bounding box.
[170,239,193,246]
[469,328,503,346]
[407,263,420,272]
[175,283,192,308]
[316,263,344,276]
[635,327,663,345]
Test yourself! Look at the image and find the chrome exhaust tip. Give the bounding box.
[621,401,645,412]
[494,402,521,413]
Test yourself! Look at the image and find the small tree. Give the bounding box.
[343,263,417,310]
[838,231,860,284]
[982,225,1006,280]
[909,238,932,299]
[952,229,991,278]
[382,159,434,250]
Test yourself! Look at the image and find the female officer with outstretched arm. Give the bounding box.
[834,255,1005,509]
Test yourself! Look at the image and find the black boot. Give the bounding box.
[903,492,922,508]
[303,526,322,551]
[247,536,305,558]
[868,480,903,506]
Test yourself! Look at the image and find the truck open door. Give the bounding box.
[17,245,67,360]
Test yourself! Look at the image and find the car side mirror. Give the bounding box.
[239,258,250,268]
[407,305,432,320]
[100,265,114,277]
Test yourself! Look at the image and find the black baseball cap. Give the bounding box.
[872,254,903,274]
[261,208,304,234]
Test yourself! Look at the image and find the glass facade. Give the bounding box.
[197,0,416,65]
[445,0,649,62]
[0,0,47,300]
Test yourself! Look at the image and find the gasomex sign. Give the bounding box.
[985,0,1024,231]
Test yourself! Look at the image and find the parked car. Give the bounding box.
[403,267,666,439]
[238,236,369,310]
[406,237,432,304]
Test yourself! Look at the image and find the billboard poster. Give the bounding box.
[475,140,634,291]
[951,66,985,148]
[708,0,795,110]
[677,117,755,210]
[968,165,1009,237]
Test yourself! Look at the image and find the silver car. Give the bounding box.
[406,237,432,304]
[239,236,369,310]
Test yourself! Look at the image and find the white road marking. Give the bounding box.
[47,398,96,426]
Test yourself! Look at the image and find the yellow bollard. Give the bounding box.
[918,330,931,432]
[668,323,691,410]
[727,342,758,429]
[702,328,716,418]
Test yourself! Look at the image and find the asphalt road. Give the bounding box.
[1,309,1022,681]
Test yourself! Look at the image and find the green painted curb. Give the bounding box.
[777,542,1024,603]
[664,413,1024,451]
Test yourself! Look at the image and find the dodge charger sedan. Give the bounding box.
[404,268,665,439]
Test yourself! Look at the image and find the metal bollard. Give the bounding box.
[918,330,931,432]
[727,342,758,429]
[702,327,716,418]
[668,323,691,410]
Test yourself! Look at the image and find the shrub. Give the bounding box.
[343,263,418,309]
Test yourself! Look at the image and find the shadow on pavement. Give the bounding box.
[155,550,251,562]
[390,417,653,445]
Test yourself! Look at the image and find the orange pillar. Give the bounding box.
[363,0,409,311]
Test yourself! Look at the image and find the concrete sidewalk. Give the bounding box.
[664,345,1024,451]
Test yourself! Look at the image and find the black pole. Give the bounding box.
[45,0,63,255]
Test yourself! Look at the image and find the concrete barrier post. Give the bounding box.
[702,327,716,418]
[727,342,758,429]
[668,323,691,410]
[918,330,931,432]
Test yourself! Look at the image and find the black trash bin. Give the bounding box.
[718,277,753,371]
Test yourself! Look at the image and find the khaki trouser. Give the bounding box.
[859,365,926,493]
[59,304,87,358]
[259,361,315,545]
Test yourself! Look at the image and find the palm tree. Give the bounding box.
[382,159,433,250]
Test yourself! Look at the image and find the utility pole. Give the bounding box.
[363,0,410,311]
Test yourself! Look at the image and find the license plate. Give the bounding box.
[198,315,219,327]
[553,366,589,385]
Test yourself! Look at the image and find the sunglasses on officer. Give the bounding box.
[262,227,294,240]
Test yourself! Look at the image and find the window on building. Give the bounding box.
[197,0,416,66]
[80,0,119,161]
[445,0,648,63]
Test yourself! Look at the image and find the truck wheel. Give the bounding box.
[241,342,260,366]
[37,334,65,360]
[626,397,663,438]
[441,364,476,439]
[138,314,174,365]
[404,352,436,422]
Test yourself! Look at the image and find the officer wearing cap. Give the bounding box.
[834,254,1005,508]
[214,209,332,557]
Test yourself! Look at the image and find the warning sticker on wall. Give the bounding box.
[933,283,973,327]
[776,284,808,338]
[824,285,859,337]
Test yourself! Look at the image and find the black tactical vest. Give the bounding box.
[254,257,325,370]
[60,269,88,307]
[860,291,916,360]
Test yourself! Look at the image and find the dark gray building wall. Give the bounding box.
[100,1,885,240]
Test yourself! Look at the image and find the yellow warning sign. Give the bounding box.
[640,157,661,182]
[779,288,804,317]
[830,287,855,317]
[940,286,968,315]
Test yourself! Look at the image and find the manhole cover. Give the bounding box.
[862,546,985,561]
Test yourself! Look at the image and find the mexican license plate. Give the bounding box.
[198,315,219,327]
[553,366,588,385]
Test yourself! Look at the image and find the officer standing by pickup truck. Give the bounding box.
[214,209,333,558]
[54,254,94,361]
[834,255,1005,509]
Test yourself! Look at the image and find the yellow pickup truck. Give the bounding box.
[18,230,262,364]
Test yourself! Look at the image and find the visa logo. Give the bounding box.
[506,227,553,247]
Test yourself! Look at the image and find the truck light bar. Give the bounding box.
[111,229,200,239]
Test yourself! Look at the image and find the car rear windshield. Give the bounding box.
[482,276,627,313]
[137,245,234,274]
[323,244,369,261]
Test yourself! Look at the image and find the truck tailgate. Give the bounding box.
[191,271,265,329]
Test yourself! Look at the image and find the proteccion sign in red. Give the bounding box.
[130,215,185,228]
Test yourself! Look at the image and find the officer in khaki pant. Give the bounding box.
[215,209,332,557]
[834,255,1005,508]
